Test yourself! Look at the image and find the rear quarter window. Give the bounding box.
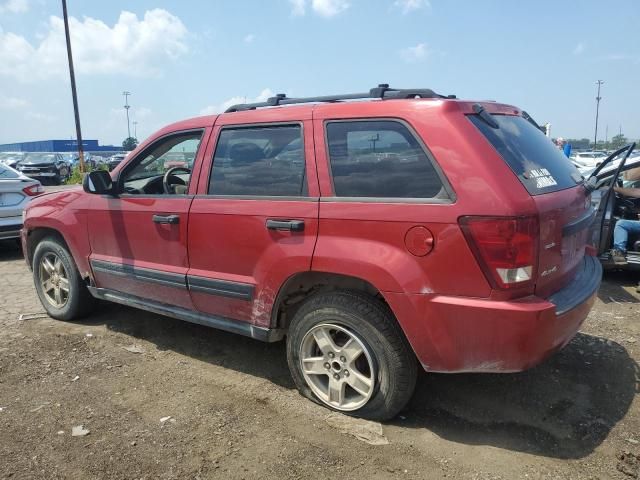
[325,120,448,199]
[469,114,581,195]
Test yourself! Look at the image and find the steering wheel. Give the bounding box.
[163,167,191,194]
[615,191,637,211]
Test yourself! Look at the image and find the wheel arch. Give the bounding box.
[24,226,91,283]
[25,227,69,267]
[270,271,390,330]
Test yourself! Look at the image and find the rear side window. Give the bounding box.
[209,125,306,196]
[469,114,581,195]
[0,165,20,179]
[326,120,447,199]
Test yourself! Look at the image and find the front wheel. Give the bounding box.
[32,237,95,320]
[286,291,417,421]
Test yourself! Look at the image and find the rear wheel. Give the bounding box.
[286,291,417,421]
[32,237,95,320]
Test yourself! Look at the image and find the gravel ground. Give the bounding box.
[0,239,638,480]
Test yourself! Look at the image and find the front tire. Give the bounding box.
[32,237,95,321]
[286,291,417,421]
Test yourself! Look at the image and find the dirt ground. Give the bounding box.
[0,240,639,480]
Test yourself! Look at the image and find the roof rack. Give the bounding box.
[224,84,456,113]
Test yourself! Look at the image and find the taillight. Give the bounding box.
[23,184,45,196]
[459,215,538,290]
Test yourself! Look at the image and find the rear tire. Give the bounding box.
[32,237,95,321]
[286,291,417,421]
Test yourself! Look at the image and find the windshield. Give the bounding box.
[469,114,582,195]
[23,153,57,163]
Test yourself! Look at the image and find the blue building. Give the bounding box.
[0,139,122,153]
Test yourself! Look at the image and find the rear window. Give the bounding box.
[469,114,581,195]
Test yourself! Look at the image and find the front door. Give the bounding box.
[588,144,636,254]
[87,130,207,309]
[188,115,319,328]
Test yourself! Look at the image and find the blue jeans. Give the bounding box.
[613,219,640,251]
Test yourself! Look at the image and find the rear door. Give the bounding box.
[187,111,319,327]
[587,145,636,254]
[468,113,592,297]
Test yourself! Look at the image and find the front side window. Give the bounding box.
[326,120,447,199]
[208,125,306,196]
[121,132,202,195]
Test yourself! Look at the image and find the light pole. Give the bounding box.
[593,80,604,149]
[123,91,131,139]
[133,121,138,139]
[61,0,86,173]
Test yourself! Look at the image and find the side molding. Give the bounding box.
[87,286,284,342]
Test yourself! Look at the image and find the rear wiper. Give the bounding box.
[472,103,499,129]
[522,110,543,131]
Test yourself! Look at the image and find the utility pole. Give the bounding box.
[61,0,86,173]
[123,91,131,139]
[605,125,608,146]
[133,121,138,139]
[593,80,604,149]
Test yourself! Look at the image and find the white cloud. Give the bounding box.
[0,9,188,82]
[25,111,55,122]
[312,0,349,17]
[199,88,275,116]
[0,0,28,14]
[400,42,429,62]
[393,0,429,14]
[244,33,255,43]
[289,0,306,16]
[573,42,585,55]
[0,95,28,109]
[289,0,349,17]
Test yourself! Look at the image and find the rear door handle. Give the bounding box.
[266,219,305,232]
[152,214,180,225]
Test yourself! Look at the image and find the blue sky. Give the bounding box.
[0,0,639,146]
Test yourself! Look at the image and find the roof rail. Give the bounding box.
[224,84,456,113]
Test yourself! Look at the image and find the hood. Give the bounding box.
[19,160,57,166]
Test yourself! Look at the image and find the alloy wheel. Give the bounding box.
[299,323,376,411]
[39,252,70,308]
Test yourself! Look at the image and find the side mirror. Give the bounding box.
[83,170,114,195]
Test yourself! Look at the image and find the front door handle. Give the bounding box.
[266,219,305,232]
[153,214,180,225]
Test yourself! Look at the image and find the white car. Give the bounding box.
[0,163,44,240]
[571,151,608,169]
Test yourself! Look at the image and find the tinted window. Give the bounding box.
[469,114,581,195]
[209,125,306,196]
[326,121,446,199]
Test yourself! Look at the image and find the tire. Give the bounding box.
[32,237,95,321]
[286,290,417,421]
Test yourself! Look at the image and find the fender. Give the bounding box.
[23,188,92,276]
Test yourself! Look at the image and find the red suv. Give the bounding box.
[22,85,602,420]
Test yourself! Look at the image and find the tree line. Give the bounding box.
[562,134,636,151]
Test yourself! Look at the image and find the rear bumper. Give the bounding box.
[0,219,23,240]
[385,255,602,373]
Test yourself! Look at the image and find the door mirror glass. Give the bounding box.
[83,170,113,195]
